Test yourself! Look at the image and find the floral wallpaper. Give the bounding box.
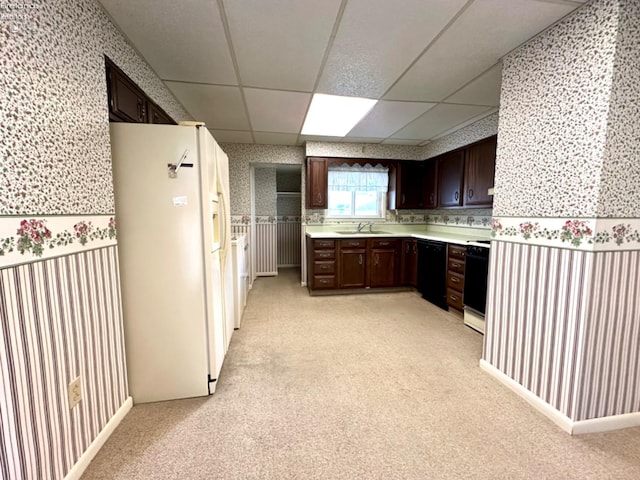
[254,167,277,216]
[305,141,423,160]
[493,0,621,219]
[222,143,304,215]
[421,112,499,160]
[0,0,191,216]
[597,0,640,217]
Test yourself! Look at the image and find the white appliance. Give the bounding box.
[110,122,234,404]
[231,234,248,329]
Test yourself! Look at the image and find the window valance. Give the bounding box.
[327,163,389,192]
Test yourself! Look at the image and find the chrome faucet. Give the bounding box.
[357,222,374,232]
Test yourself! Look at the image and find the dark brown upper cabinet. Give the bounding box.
[305,157,328,209]
[437,150,465,208]
[148,102,175,125]
[463,136,496,207]
[423,159,438,209]
[105,57,175,125]
[392,161,426,209]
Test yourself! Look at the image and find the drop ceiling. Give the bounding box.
[98,0,587,146]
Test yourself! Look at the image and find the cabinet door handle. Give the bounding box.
[429,193,434,204]
[454,191,459,201]
[358,254,363,265]
[450,294,458,302]
[316,192,321,203]
[379,241,390,246]
[413,244,417,253]
[469,189,474,199]
[374,254,379,266]
[401,194,406,204]
[406,244,409,253]
[451,277,459,283]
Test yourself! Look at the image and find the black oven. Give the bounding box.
[463,245,490,315]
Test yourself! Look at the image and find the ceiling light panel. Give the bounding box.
[317,0,467,98]
[347,100,437,138]
[98,0,236,84]
[165,82,250,130]
[384,0,577,102]
[301,94,377,137]
[224,0,342,91]
[244,88,311,133]
[391,104,492,140]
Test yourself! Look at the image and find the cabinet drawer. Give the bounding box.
[313,275,336,289]
[448,258,465,274]
[370,238,399,249]
[447,271,464,291]
[447,288,464,310]
[448,244,467,261]
[314,250,335,260]
[313,239,335,249]
[314,261,335,274]
[341,239,367,248]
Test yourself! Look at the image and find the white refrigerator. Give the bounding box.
[110,122,234,404]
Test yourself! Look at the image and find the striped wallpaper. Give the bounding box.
[0,246,127,480]
[277,221,301,267]
[256,223,278,276]
[484,241,640,422]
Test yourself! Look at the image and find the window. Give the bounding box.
[326,163,388,218]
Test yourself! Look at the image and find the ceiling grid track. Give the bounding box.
[217,0,256,143]
[295,0,349,146]
[382,0,476,143]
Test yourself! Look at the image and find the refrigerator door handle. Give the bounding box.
[168,149,193,178]
[219,191,228,253]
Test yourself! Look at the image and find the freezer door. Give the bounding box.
[110,123,210,403]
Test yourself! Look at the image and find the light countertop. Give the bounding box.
[305,225,491,248]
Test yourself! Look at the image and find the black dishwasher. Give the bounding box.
[416,240,447,310]
[463,245,490,315]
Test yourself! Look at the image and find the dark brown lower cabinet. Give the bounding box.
[369,239,400,288]
[338,239,367,288]
[401,239,418,286]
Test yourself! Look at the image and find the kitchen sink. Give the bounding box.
[335,231,392,235]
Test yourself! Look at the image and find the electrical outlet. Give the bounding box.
[68,376,82,409]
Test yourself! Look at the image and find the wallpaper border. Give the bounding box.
[491,217,640,251]
[0,215,117,268]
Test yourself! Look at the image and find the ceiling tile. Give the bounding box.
[384,0,579,101]
[253,132,301,146]
[244,89,311,133]
[446,63,503,106]
[224,0,342,91]
[392,104,493,140]
[317,0,467,98]
[209,130,254,144]
[347,101,437,138]
[165,82,250,131]
[99,0,236,84]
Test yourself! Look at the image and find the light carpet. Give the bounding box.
[82,268,640,479]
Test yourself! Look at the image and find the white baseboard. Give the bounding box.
[65,396,133,480]
[479,360,640,435]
